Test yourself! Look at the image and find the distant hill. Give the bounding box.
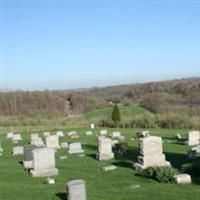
[0,77,200,118]
[89,77,200,116]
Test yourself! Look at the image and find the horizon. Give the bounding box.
[1,1,200,90]
[1,76,199,92]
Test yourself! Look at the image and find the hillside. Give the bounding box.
[0,77,200,128]
[84,104,148,120]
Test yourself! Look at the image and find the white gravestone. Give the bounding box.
[90,123,95,129]
[68,143,84,154]
[174,174,191,184]
[112,132,121,138]
[61,142,69,149]
[12,134,22,143]
[86,131,93,136]
[46,135,60,149]
[134,136,170,170]
[187,131,200,146]
[97,137,114,160]
[12,146,24,155]
[68,131,77,136]
[43,132,50,137]
[31,137,44,147]
[7,132,14,139]
[100,130,108,136]
[56,131,64,137]
[67,180,87,200]
[30,133,39,141]
[23,145,36,169]
[30,148,58,177]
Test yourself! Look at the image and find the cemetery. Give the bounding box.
[1,0,200,199]
[0,127,200,200]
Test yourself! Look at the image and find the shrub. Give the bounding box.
[181,163,200,176]
[140,166,178,183]
[115,141,128,155]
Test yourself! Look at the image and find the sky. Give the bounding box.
[1,0,200,91]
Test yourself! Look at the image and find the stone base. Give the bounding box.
[23,160,33,169]
[68,150,84,154]
[97,153,114,161]
[30,168,58,177]
[133,161,171,170]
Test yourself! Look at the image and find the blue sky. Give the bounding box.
[1,0,200,90]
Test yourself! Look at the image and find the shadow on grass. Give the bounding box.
[56,192,67,200]
[18,161,23,166]
[192,177,200,185]
[115,147,139,162]
[112,161,133,169]
[84,143,97,151]
[88,153,97,160]
[165,151,188,169]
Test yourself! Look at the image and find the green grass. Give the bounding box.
[0,127,200,200]
[84,104,149,120]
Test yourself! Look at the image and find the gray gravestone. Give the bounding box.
[134,136,170,170]
[12,146,24,155]
[30,148,58,177]
[97,137,114,160]
[187,131,200,146]
[23,145,36,169]
[46,135,60,149]
[68,143,84,154]
[67,179,86,200]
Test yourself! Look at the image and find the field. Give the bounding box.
[84,105,149,120]
[0,127,200,200]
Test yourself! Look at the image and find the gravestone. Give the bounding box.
[112,132,121,138]
[43,132,50,137]
[187,131,200,146]
[68,131,77,136]
[90,123,95,129]
[12,134,22,143]
[31,137,44,147]
[86,131,93,136]
[134,136,170,170]
[12,146,24,155]
[97,137,114,160]
[30,148,58,177]
[30,133,39,141]
[103,165,117,171]
[67,179,86,200]
[118,135,125,141]
[23,145,36,169]
[68,143,84,154]
[46,135,60,149]
[100,130,107,136]
[7,132,14,139]
[56,131,64,137]
[61,142,68,149]
[174,174,191,184]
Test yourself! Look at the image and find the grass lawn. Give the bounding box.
[0,127,200,200]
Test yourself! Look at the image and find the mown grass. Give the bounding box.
[84,105,149,120]
[0,127,200,200]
